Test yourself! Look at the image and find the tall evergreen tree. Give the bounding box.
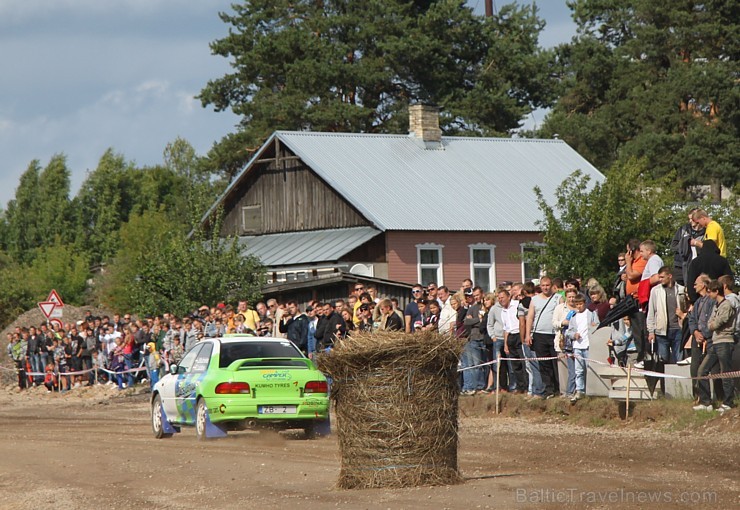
[4,160,42,260]
[199,0,554,178]
[540,0,739,195]
[37,154,72,243]
[73,149,128,265]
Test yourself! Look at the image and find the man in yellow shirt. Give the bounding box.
[691,209,726,257]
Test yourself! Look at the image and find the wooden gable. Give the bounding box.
[219,137,371,236]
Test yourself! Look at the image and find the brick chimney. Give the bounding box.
[408,104,442,144]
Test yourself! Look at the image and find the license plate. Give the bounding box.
[258,405,297,414]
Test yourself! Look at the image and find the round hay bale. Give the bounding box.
[317,330,465,489]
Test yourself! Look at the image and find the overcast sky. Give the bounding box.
[0,1,576,210]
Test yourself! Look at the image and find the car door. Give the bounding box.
[172,344,203,424]
[159,346,202,420]
[175,342,213,425]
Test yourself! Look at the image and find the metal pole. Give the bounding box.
[495,352,501,414]
[625,363,632,419]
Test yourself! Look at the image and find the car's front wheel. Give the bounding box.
[195,398,208,441]
[151,394,172,439]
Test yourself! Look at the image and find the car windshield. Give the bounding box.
[219,341,304,369]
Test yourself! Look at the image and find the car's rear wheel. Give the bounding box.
[195,398,208,441]
[151,395,172,439]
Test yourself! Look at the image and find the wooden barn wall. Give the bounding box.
[340,234,387,263]
[220,148,370,236]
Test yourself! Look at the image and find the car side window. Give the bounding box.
[177,344,202,375]
[192,343,213,373]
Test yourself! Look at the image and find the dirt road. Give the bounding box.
[0,385,737,509]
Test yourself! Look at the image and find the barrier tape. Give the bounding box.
[458,353,740,381]
[457,353,566,372]
[1,365,148,378]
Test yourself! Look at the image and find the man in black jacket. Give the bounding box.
[26,326,43,385]
[314,302,346,351]
[379,299,404,331]
[670,208,705,286]
[686,240,733,303]
[278,301,309,354]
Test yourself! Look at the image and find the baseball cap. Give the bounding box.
[464,288,473,296]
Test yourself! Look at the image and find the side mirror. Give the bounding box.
[169,364,178,375]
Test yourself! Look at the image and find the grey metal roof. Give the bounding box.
[238,227,381,266]
[274,131,603,232]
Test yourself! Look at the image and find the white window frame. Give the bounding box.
[240,204,262,233]
[416,243,444,286]
[469,243,496,292]
[521,242,546,282]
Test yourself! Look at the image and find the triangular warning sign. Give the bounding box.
[47,289,64,307]
[38,302,56,318]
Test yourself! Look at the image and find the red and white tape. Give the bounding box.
[458,353,740,381]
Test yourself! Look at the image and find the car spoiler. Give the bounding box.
[226,357,314,371]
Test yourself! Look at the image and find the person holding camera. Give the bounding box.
[279,301,309,354]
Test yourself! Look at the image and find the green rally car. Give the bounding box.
[151,335,330,440]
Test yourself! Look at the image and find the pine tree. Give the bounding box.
[200,0,554,178]
[37,154,72,243]
[4,160,42,260]
[541,0,739,195]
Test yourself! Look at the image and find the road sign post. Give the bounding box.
[38,301,56,319]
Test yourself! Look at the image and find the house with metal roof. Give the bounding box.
[202,105,603,301]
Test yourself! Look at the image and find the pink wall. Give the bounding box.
[385,231,543,289]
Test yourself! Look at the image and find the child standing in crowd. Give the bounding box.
[145,342,161,389]
[110,337,126,390]
[565,293,600,403]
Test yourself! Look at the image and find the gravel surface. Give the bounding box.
[0,386,737,509]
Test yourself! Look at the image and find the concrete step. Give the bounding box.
[609,388,654,400]
[610,377,650,389]
[597,366,629,378]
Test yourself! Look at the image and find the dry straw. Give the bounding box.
[317,329,465,489]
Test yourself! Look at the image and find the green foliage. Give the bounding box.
[3,160,42,259]
[25,242,90,305]
[200,0,554,176]
[0,253,34,329]
[73,149,128,264]
[0,243,88,329]
[163,137,217,228]
[103,210,263,317]
[533,158,681,284]
[542,0,739,191]
[0,138,230,331]
[36,155,72,243]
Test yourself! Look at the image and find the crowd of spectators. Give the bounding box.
[4,209,736,412]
